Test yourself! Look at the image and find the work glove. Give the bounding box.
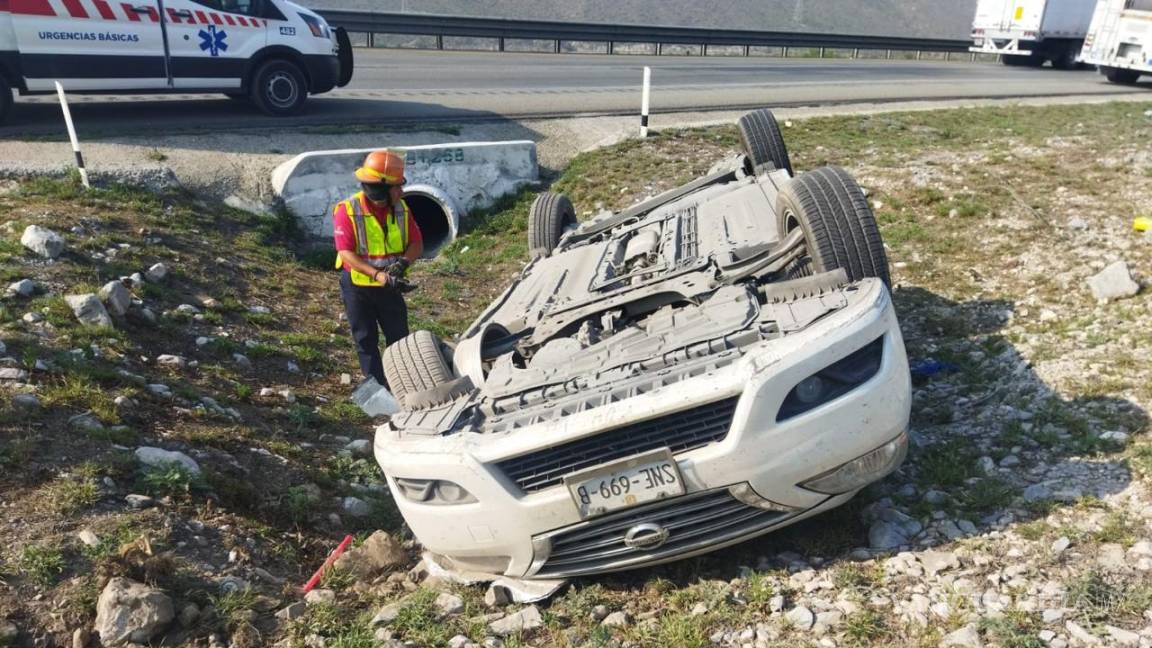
[387,258,410,279]
[395,279,417,294]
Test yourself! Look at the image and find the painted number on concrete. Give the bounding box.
[406,149,465,166]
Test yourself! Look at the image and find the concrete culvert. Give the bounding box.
[403,184,460,259]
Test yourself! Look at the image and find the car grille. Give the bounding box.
[494,397,740,493]
[532,488,795,578]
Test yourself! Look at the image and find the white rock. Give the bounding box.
[287,361,300,373]
[77,529,101,548]
[134,447,201,475]
[0,367,29,381]
[448,636,470,648]
[7,279,36,297]
[601,611,631,627]
[342,496,371,517]
[65,294,113,328]
[22,312,42,323]
[1042,609,1064,623]
[69,413,105,433]
[304,589,336,605]
[248,305,271,314]
[1065,620,1099,644]
[977,456,997,475]
[98,281,132,317]
[999,454,1020,468]
[21,225,65,258]
[785,606,815,631]
[918,551,959,577]
[489,606,544,636]
[195,336,212,347]
[94,577,174,646]
[1023,484,1051,502]
[435,593,465,615]
[1087,261,1140,302]
[869,521,910,550]
[156,354,186,368]
[145,263,169,283]
[13,393,41,410]
[146,384,172,399]
[939,623,982,647]
[346,439,372,457]
[1051,536,1071,555]
[1105,625,1140,646]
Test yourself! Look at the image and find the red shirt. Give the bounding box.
[333,196,422,269]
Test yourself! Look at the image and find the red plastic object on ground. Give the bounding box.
[302,534,354,594]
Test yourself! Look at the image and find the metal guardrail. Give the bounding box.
[317,10,972,56]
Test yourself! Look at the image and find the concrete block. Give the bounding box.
[272,141,539,256]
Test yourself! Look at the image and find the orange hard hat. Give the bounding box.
[355,150,405,184]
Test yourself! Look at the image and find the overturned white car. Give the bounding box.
[373,109,911,579]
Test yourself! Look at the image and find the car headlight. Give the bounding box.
[393,478,477,506]
[776,336,884,421]
[799,433,908,494]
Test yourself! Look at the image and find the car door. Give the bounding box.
[8,0,167,91]
[162,0,267,89]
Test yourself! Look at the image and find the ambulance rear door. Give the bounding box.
[162,0,267,89]
[8,0,167,91]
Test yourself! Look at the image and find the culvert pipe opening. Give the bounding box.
[403,185,460,259]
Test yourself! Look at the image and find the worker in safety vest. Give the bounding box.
[334,150,424,386]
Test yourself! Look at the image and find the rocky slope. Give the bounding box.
[1,101,1150,647]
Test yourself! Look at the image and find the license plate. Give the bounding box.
[564,449,685,518]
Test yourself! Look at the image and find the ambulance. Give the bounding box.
[0,0,352,124]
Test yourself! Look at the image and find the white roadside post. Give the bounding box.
[639,66,651,138]
[54,81,89,189]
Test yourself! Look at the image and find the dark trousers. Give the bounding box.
[339,271,410,385]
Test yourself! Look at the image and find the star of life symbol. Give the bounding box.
[198,24,228,56]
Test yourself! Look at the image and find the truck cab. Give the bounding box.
[0,0,352,124]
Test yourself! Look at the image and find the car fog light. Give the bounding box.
[794,376,825,403]
[799,433,908,495]
[393,478,478,505]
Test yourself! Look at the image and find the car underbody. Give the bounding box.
[372,109,912,579]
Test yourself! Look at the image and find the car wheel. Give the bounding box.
[528,192,576,259]
[775,166,890,286]
[383,330,469,408]
[738,108,793,174]
[249,59,307,116]
[0,76,12,126]
[1103,66,1141,84]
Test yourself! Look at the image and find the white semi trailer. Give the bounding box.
[970,0,1098,68]
[1080,0,1151,84]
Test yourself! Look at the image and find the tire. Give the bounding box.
[0,76,12,126]
[1103,66,1141,84]
[775,166,890,286]
[1002,53,1043,67]
[528,192,576,259]
[382,330,458,406]
[738,108,793,174]
[1050,44,1079,71]
[249,59,308,116]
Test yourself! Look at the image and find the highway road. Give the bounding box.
[3,48,1148,135]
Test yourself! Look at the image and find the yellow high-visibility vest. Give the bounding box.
[334,192,410,287]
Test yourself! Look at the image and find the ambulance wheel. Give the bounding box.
[1103,66,1141,84]
[0,77,12,126]
[249,59,307,116]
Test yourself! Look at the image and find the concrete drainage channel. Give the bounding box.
[272,141,540,257]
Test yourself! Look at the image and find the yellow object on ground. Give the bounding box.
[1135,217,1151,232]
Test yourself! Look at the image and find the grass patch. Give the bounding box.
[42,478,101,515]
[138,463,206,498]
[979,610,1044,648]
[1065,571,1152,626]
[19,545,66,586]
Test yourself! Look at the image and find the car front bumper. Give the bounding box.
[374,279,911,578]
